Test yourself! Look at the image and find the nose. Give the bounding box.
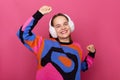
[61,25,66,30]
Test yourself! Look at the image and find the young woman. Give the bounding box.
[17,5,96,80]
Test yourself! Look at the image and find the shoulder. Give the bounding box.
[71,42,83,59]
[72,42,82,50]
[44,38,60,47]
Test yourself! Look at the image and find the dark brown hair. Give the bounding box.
[51,13,69,26]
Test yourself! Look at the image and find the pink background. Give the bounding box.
[0,0,120,80]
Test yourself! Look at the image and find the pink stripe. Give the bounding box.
[36,63,63,80]
[86,56,94,68]
[32,46,38,54]
[32,37,43,54]
[22,17,33,31]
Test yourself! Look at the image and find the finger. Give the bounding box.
[48,7,52,11]
[87,46,91,50]
[87,45,93,49]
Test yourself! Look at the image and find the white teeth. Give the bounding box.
[61,30,67,34]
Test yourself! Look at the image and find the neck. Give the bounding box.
[58,37,70,43]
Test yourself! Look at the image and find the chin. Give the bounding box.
[59,34,70,39]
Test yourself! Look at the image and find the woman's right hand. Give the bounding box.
[39,5,52,15]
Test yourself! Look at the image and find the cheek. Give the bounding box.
[68,30,71,35]
[67,27,71,32]
[55,28,60,33]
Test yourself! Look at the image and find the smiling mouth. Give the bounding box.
[61,30,68,34]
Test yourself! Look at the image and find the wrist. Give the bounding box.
[88,50,96,58]
[33,10,43,20]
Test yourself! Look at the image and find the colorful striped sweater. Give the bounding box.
[17,11,96,80]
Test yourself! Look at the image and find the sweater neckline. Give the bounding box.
[55,38,73,45]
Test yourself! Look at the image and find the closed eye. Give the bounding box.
[55,24,61,28]
[64,22,68,26]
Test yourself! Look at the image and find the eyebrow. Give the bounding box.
[55,24,60,26]
[55,22,68,26]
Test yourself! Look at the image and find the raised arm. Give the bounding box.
[81,44,96,71]
[17,6,52,55]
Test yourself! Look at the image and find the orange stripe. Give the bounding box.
[59,56,72,67]
[62,43,83,61]
[36,38,44,69]
[25,36,41,47]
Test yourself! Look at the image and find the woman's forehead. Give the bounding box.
[53,16,68,23]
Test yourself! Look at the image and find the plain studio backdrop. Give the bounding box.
[0,0,120,80]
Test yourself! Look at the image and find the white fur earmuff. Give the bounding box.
[49,14,75,38]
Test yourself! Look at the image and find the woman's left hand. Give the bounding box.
[86,44,96,53]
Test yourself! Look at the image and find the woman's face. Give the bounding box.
[53,16,71,39]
